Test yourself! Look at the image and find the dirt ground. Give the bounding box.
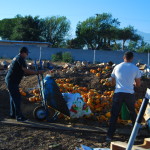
[0,63,150,150]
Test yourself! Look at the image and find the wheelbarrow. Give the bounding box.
[33,60,70,122]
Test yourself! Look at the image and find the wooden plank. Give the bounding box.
[0,118,107,133]
[136,138,150,149]
[111,141,147,150]
[0,118,149,136]
[111,139,150,150]
[110,141,127,150]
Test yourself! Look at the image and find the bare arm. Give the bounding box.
[111,77,116,86]
[134,78,141,87]
[22,67,44,75]
[108,77,116,86]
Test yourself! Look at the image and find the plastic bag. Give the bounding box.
[76,144,110,150]
[62,93,91,118]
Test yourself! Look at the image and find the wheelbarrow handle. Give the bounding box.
[34,60,42,89]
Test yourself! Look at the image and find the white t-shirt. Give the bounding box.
[111,62,141,94]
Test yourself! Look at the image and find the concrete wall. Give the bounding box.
[0,44,149,65]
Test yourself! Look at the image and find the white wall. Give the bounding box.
[0,44,149,65]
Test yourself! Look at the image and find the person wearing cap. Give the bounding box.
[106,51,141,142]
[5,47,44,122]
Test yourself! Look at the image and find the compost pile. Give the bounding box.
[0,61,149,150]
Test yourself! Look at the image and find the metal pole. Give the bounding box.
[147,50,150,78]
[126,88,150,150]
[39,47,42,61]
[93,50,96,64]
[34,60,42,98]
[148,50,149,66]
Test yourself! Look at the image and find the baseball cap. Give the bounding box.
[19,47,30,54]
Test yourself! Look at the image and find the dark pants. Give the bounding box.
[107,92,137,138]
[5,81,22,119]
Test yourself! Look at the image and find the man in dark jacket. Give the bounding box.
[5,47,43,121]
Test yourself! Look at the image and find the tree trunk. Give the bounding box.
[122,40,126,50]
[108,39,111,47]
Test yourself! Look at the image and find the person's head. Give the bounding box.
[123,51,134,62]
[19,47,29,58]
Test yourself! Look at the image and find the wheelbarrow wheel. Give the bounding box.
[33,106,47,121]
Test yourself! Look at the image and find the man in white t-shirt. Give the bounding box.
[106,51,141,142]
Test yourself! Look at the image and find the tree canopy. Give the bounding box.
[76,13,120,50]
[0,15,70,47]
[10,15,42,41]
[0,13,149,52]
[41,16,70,47]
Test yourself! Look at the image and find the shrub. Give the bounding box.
[51,52,62,62]
[62,52,73,63]
[51,51,73,63]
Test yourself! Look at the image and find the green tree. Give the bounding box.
[136,41,150,53]
[127,41,138,51]
[0,18,16,40]
[118,26,141,50]
[106,26,121,49]
[41,16,70,47]
[11,15,42,41]
[66,38,84,49]
[76,13,120,50]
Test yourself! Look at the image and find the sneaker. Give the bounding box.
[105,136,112,142]
[17,116,28,122]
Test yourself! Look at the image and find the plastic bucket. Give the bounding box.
[121,103,130,120]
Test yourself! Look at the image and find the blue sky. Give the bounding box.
[0,0,150,37]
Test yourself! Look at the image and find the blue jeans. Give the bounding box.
[5,81,22,119]
[107,92,137,138]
